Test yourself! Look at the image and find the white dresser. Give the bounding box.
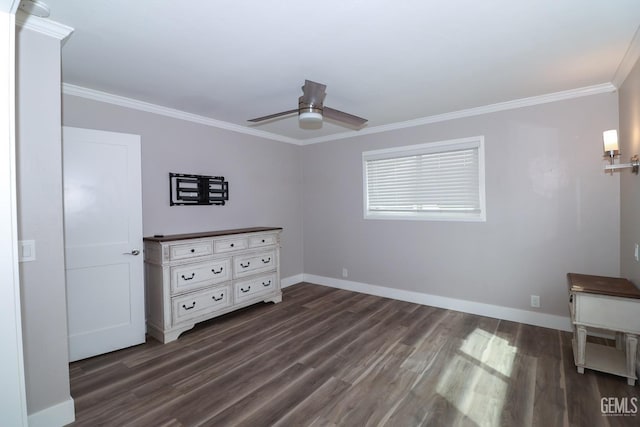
[567,273,640,385]
[144,227,282,343]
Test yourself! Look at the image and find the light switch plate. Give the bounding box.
[18,240,36,262]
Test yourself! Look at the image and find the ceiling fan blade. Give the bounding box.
[323,107,368,126]
[247,109,298,123]
[300,80,327,106]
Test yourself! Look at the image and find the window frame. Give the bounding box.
[362,136,486,222]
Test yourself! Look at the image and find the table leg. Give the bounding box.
[616,332,624,350]
[576,325,587,374]
[625,334,637,386]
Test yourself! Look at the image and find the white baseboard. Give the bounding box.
[281,274,304,288]
[303,274,573,332]
[28,396,75,427]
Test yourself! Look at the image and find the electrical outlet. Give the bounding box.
[530,295,540,308]
[342,268,348,278]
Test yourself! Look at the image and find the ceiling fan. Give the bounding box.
[248,80,368,129]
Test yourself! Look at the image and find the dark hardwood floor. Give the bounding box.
[69,283,639,426]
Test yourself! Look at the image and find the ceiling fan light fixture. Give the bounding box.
[298,104,323,129]
[298,111,323,123]
[298,111,323,129]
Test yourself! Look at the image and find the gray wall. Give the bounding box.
[16,28,72,414]
[62,95,304,279]
[619,56,640,285]
[302,93,620,317]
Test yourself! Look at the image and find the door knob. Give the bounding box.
[123,249,141,256]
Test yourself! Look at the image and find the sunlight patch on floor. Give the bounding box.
[436,327,518,426]
[460,327,517,377]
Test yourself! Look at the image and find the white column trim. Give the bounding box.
[15,11,73,41]
[0,4,27,426]
[27,397,75,427]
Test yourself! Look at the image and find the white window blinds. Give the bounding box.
[363,137,485,221]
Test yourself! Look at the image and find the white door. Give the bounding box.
[63,127,145,362]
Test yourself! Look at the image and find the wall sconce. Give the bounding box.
[602,129,639,175]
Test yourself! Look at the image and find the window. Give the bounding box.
[363,136,485,221]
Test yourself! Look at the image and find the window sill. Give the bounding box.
[364,211,486,222]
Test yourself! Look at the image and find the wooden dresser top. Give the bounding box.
[143,227,282,242]
[567,273,640,299]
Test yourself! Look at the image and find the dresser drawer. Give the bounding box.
[214,237,248,253]
[574,293,640,333]
[233,250,276,278]
[172,286,231,325]
[234,273,277,303]
[170,241,213,260]
[171,258,231,294]
[248,233,277,248]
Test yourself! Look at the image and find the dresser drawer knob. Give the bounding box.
[240,286,251,293]
[230,243,235,247]
[190,248,195,253]
[262,280,271,287]
[261,257,271,264]
[240,262,250,268]
[182,302,196,310]
[212,267,224,274]
[212,293,224,302]
[181,273,195,281]
[261,239,265,243]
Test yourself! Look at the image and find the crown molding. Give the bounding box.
[15,11,73,41]
[64,82,615,146]
[301,82,617,145]
[612,24,640,88]
[62,84,300,145]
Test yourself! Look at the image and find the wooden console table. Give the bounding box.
[567,273,640,385]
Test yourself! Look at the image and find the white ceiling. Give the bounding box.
[37,0,640,142]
